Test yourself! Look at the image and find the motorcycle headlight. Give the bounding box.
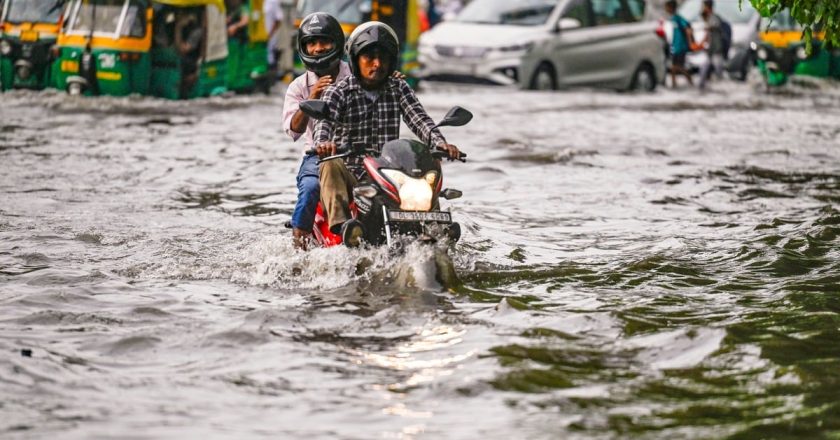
[0,40,12,56]
[380,170,437,211]
[796,46,808,60]
[757,48,768,60]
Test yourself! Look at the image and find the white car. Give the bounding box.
[418,0,557,85]
[418,0,665,92]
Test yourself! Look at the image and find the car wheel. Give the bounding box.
[529,63,557,91]
[630,63,656,92]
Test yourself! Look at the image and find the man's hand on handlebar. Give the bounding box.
[315,142,338,158]
[438,143,462,161]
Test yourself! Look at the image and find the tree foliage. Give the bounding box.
[747,0,840,49]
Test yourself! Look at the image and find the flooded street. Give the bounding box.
[2,80,840,439]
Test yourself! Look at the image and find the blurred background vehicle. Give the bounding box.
[521,0,664,91]
[295,0,422,87]
[417,0,664,92]
[54,0,231,99]
[676,0,759,81]
[225,0,272,94]
[0,0,64,91]
[753,8,840,87]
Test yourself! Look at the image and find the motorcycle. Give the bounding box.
[294,99,471,249]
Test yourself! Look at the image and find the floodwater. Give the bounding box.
[1,79,839,439]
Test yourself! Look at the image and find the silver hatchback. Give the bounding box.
[519,0,665,91]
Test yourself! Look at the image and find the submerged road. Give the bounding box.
[1,80,839,438]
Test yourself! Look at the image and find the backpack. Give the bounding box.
[718,14,732,60]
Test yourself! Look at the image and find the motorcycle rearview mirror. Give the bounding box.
[299,100,332,121]
[433,106,473,130]
[440,188,463,200]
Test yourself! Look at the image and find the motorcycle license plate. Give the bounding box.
[20,30,39,42]
[387,210,451,223]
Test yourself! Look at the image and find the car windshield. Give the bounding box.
[761,9,805,31]
[678,0,756,24]
[3,0,63,24]
[457,0,557,26]
[298,0,365,25]
[67,0,129,35]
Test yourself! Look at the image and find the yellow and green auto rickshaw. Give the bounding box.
[54,0,230,98]
[0,0,65,91]
[225,0,270,93]
[294,0,422,87]
[753,9,840,87]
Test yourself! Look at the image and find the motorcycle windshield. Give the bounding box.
[3,0,63,24]
[376,139,441,178]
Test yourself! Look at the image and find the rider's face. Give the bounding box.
[357,47,390,84]
[305,37,335,56]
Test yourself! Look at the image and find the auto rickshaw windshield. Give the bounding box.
[299,0,365,25]
[761,10,805,32]
[456,0,556,26]
[66,0,144,36]
[3,0,63,24]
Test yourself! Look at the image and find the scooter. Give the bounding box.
[295,99,471,248]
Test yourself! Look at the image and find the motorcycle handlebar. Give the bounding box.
[307,144,467,163]
[305,143,352,157]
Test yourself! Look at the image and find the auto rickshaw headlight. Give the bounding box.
[757,48,768,60]
[0,40,12,56]
[796,47,808,60]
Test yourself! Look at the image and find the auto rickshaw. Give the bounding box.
[225,0,269,93]
[753,9,840,87]
[54,0,229,98]
[0,0,65,91]
[294,0,422,87]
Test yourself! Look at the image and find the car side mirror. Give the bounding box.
[433,106,473,129]
[557,17,582,31]
[299,100,331,121]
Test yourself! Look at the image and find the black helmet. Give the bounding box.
[345,21,400,79]
[297,13,345,76]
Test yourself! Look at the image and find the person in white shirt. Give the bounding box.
[282,12,350,249]
[262,0,285,68]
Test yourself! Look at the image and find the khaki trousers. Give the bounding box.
[319,160,358,233]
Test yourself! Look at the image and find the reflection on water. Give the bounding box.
[1,81,839,438]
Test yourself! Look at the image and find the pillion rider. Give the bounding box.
[282,12,350,250]
[313,22,462,247]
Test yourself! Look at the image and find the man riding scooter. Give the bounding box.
[313,21,461,247]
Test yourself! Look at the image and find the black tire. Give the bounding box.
[528,63,557,91]
[630,62,657,92]
[733,53,754,82]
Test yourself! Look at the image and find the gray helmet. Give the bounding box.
[345,21,400,78]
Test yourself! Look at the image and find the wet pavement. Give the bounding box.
[1,78,840,439]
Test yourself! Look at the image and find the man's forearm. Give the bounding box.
[290,110,308,134]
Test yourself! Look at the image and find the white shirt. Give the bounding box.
[262,0,284,33]
[282,61,352,154]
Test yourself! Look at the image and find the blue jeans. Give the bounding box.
[291,154,320,232]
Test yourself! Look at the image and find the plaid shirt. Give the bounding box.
[313,76,446,154]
